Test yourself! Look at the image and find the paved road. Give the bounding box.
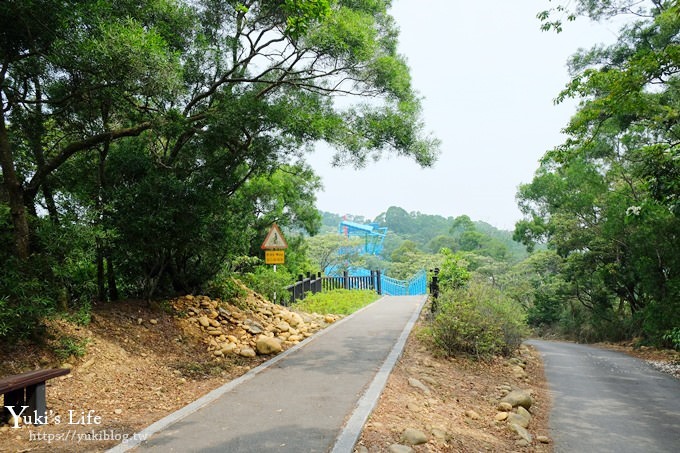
[528,340,680,453]
[108,295,426,453]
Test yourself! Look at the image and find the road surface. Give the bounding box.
[529,340,680,453]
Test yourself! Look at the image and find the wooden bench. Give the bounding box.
[1,368,70,425]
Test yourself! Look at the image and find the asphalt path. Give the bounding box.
[108,295,426,453]
[528,340,680,453]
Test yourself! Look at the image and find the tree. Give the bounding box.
[517,1,680,343]
[1,0,439,261]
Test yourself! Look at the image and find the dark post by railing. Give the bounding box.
[284,270,382,305]
[429,267,440,313]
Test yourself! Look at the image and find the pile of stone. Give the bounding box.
[171,295,339,359]
[496,384,550,446]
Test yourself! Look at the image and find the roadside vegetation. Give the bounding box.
[291,289,380,315]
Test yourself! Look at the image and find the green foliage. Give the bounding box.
[240,266,295,304]
[204,270,248,303]
[662,328,680,350]
[292,289,378,315]
[437,248,470,291]
[54,336,89,360]
[426,282,528,359]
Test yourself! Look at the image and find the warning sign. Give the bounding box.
[265,250,285,264]
[260,223,288,250]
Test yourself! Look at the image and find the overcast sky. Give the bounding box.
[307,0,626,230]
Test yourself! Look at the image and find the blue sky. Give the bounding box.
[308,0,626,230]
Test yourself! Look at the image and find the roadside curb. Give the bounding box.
[331,295,428,453]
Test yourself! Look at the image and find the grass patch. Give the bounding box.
[291,289,379,315]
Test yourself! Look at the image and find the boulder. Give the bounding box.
[239,347,256,358]
[401,428,428,445]
[497,402,513,412]
[501,390,533,409]
[495,412,509,421]
[508,423,533,443]
[507,412,530,428]
[256,337,283,355]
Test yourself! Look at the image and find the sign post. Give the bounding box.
[261,224,288,303]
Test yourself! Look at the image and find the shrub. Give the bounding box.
[427,281,528,359]
[663,327,680,350]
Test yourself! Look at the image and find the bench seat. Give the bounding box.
[1,368,70,425]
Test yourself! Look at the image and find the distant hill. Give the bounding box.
[318,207,527,262]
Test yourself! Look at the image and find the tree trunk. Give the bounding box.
[106,255,119,301]
[0,114,30,260]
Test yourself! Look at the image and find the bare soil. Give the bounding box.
[356,316,553,453]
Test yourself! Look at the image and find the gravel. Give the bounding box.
[647,360,680,378]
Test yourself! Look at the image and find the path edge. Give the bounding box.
[106,295,389,453]
[331,295,428,453]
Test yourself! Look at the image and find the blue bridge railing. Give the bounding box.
[380,270,427,296]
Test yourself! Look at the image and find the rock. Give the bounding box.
[282,312,304,327]
[508,423,533,443]
[114,409,123,415]
[408,378,431,395]
[501,390,533,409]
[512,365,528,378]
[516,439,531,447]
[80,358,95,371]
[256,337,283,355]
[276,321,291,332]
[497,402,513,412]
[197,316,210,327]
[401,428,428,445]
[465,410,480,420]
[185,295,194,300]
[507,413,530,428]
[239,347,256,358]
[431,427,448,441]
[537,435,551,443]
[324,315,335,324]
[495,412,509,421]
[406,402,422,412]
[517,406,532,420]
[137,318,144,325]
[245,320,264,335]
[221,343,237,354]
[61,363,73,369]
[149,319,158,325]
[355,446,369,453]
[388,445,414,453]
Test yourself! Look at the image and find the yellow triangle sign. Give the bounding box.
[261,223,288,250]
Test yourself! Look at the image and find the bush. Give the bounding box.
[663,327,680,350]
[427,281,528,359]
